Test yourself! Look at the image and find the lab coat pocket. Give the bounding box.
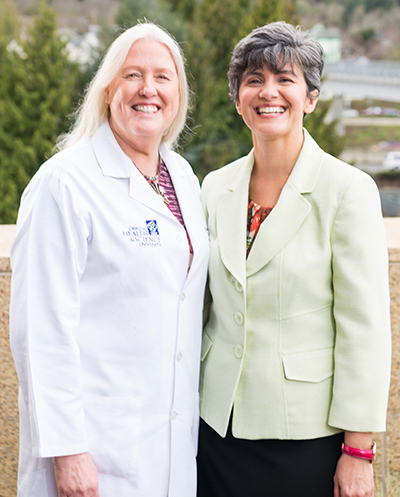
[83,393,143,478]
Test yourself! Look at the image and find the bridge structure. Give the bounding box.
[321,57,400,103]
[320,57,400,217]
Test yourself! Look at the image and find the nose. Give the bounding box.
[138,75,157,97]
[259,79,278,100]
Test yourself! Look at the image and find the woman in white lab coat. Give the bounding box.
[10,22,209,497]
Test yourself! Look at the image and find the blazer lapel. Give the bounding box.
[246,129,324,277]
[216,151,254,288]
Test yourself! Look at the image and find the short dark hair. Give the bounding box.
[228,21,324,102]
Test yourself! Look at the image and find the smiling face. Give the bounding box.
[236,63,318,145]
[105,38,180,154]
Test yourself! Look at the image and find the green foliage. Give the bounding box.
[359,27,376,42]
[304,100,344,158]
[0,1,79,223]
[0,0,20,43]
[114,0,344,178]
[160,0,198,20]
[116,0,188,41]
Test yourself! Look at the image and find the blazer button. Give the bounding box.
[234,281,243,293]
[233,311,244,325]
[234,344,244,359]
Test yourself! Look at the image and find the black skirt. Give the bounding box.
[197,417,344,497]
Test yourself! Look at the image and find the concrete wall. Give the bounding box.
[0,226,18,497]
[2,221,400,495]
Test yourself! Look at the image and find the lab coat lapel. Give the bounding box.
[216,151,254,288]
[92,121,175,217]
[128,165,173,217]
[246,129,324,277]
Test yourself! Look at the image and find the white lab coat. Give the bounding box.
[9,121,209,497]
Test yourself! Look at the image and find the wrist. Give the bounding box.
[341,441,376,464]
[344,431,372,449]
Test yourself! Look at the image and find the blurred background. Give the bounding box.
[2,3,400,496]
[1,0,400,221]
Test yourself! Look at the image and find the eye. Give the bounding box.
[278,74,295,83]
[125,72,140,79]
[244,76,262,85]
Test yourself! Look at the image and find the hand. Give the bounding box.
[333,454,374,497]
[54,452,99,497]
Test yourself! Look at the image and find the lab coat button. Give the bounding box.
[181,293,186,302]
[172,411,178,420]
[233,311,244,325]
[234,344,244,359]
[234,281,243,293]
[177,352,182,361]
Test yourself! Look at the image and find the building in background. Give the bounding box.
[309,24,342,64]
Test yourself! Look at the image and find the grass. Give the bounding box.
[344,126,400,149]
[350,100,400,113]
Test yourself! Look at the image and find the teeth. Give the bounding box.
[257,106,285,115]
[133,105,158,113]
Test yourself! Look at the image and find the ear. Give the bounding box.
[304,90,319,115]
[235,100,242,116]
[104,86,111,106]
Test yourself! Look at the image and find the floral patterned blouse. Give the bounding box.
[246,199,273,257]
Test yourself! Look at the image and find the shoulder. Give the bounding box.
[160,144,200,190]
[302,130,378,200]
[34,138,94,181]
[20,138,96,209]
[202,151,253,197]
[319,150,378,199]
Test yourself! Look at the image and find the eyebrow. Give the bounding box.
[243,68,299,79]
[122,65,176,75]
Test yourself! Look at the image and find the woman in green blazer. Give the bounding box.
[197,21,391,497]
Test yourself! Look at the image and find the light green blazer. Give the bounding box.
[200,129,391,440]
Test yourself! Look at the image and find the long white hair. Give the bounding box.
[57,22,189,150]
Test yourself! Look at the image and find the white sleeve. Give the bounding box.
[10,166,91,457]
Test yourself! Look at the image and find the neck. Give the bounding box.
[110,123,161,177]
[129,147,160,177]
[252,130,304,181]
[248,130,304,207]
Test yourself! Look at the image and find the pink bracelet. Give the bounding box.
[341,442,376,464]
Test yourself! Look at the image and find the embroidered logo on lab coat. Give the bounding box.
[123,220,161,247]
[146,220,159,235]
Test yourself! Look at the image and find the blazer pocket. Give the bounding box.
[201,331,213,361]
[283,347,334,383]
[83,393,143,478]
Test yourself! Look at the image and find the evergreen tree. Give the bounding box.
[304,99,344,158]
[0,2,79,223]
[0,1,31,223]
[110,0,343,178]
[116,0,188,42]
[182,0,299,177]
[21,2,79,178]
